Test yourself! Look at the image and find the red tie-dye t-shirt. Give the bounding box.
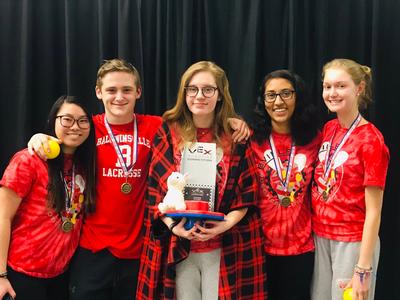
[251,132,321,255]
[312,119,389,242]
[0,150,83,278]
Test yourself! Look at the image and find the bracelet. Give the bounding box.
[354,265,372,284]
[0,271,7,278]
[355,264,373,273]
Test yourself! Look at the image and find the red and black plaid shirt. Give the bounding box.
[137,122,267,299]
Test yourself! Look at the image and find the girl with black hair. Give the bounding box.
[250,70,321,300]
[0,95,96,300]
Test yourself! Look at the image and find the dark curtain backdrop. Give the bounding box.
[1,0,399,298]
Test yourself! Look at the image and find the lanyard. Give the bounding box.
[269,135,296,192]
[323,114,361,179]
[104,115,138,176]
[61,164,75,211]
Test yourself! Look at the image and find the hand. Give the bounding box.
[345,271,371,300]
[191,220,230,242]
[27,133,61,160]
[0,278,16,300]
[227,118,251,143]
[171,218,198,240]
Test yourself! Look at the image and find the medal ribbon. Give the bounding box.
[104,114,138,177]
[269,135,296,193]
[60,164,75,214]
[323,114,361,179]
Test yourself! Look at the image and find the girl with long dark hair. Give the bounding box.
[250,70,321,300]
[0,95,96,300]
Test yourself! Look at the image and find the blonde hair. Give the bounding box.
[163,61,238,150]
[322,58,372,109]
[96,58,141,88]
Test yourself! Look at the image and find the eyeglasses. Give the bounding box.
[185,86,218,98]
[264,89,295,103]
[56,115,90,129]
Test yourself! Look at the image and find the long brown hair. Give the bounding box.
[163,61,238,150]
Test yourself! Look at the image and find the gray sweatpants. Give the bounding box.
[311,235,380,300]
[175,249,221,300]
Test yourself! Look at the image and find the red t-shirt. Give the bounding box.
[0,150,83,278]
[251,132,321,255]
[79,113,162,259]
[312,119,389,242]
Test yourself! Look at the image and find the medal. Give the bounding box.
[281,197,291,207]
[61,219,74,232]
[105,115,138,196]
[121,182,132,194]
[60,164,84,232]
[269,135,296,206]
[322,190,329,201]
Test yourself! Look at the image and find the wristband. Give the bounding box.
[0,271,7,278]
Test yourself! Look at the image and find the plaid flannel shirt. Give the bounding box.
[137,122,267,299]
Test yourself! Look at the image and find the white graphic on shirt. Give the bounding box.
[115,145,132,167]
[99,139,144,178]
[96,135,151,148]
[315,141,348,199]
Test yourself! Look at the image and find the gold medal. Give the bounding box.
[281,197,291,207]
[322,190,329,201]
[121,182,132,194]
[61,219,74,232]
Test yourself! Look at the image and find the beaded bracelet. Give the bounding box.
[0,271,7,278]
[354,264,373,273]
[354,264,372,284]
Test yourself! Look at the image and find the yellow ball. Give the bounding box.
[343,288,353,300]
[45,140,61,159]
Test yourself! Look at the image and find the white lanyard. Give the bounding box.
[269,135,296,192]
[323,114,361,179]
[104,115,138,176]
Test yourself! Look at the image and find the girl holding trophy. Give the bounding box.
[137,61,267,299]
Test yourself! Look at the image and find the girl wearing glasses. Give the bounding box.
[137,61,267,299]
[249,70,321,300]
[0,96,96,300]
[311,59,389,300]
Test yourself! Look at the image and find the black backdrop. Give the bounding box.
[0,0,399,298]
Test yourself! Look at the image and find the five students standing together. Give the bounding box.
[0,57,389,300]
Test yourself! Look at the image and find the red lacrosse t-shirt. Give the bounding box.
[251,132,321,255]
[0,150,83,278]
[312,119,389,242]
[79,113,162,259]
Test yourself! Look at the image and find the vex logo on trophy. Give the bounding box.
[188,145,212,155]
